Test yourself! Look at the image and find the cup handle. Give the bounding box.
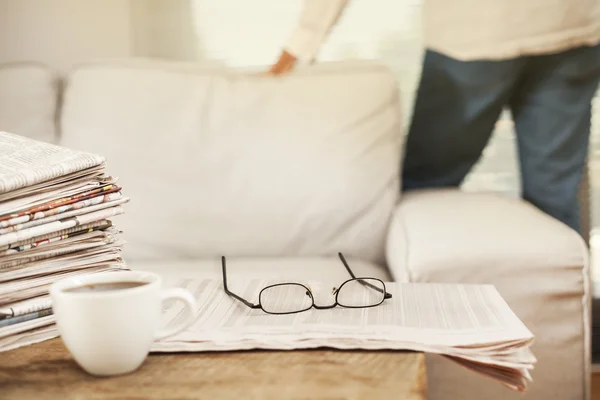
[154,288,197,341]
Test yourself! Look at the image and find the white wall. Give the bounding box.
[0,0,132,73]
[131,0,199,61]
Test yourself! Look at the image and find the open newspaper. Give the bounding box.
[0,131,128,347]
[152,277,536,393]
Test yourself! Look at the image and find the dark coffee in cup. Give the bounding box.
[64,281,147,293]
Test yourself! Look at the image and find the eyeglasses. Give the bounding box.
[221,252,392,315]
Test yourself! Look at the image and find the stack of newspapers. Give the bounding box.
[0,131,128,351]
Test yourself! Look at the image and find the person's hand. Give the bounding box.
[267,50,298,75]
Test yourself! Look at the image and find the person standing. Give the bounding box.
[268,0,600,234]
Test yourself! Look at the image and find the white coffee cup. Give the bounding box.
[50,270,196,377]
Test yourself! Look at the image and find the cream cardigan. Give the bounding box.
[284,0,600,62]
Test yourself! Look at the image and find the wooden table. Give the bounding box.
[1,339,427,400]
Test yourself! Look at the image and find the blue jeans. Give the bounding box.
[402,44,600,233]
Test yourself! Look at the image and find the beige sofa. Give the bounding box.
[0,59,591,400]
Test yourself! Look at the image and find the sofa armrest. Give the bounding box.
[385,188,591,400]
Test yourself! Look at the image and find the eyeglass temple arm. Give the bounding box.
[221,256,261,309]
[337,252,392,299]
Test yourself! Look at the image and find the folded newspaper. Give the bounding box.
[152,277,536,393]
[0,131,128,348]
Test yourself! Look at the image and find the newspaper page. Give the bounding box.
[0,227,118,258]
[0,295,52,318]
[0,131,105,195]
[0,206,125,247]
[0,220,113,252]
[0,166,106,203]
[153,278,534,348]
[0,183,122,223]
[0,325,58,353]
[0,314,55,340]
[0,233,120,269]
[0,179,102,216]
[0,197,129,235]
[0,244,124,282]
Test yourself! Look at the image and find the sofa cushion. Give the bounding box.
[0,63,57,144]
[386,188,589,400]
[59,60,403,266]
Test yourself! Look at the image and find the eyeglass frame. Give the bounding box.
[221,252,392,315]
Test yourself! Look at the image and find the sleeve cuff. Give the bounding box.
[282,0,349,63]
[284,27,325,63]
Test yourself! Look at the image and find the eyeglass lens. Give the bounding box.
[336,278,385,307]
[259,283,313,314]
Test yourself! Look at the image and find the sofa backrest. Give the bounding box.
[0,62,58,144]
[59,60,402,265]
